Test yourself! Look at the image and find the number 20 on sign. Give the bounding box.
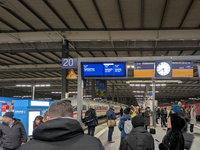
[62,58,78,69]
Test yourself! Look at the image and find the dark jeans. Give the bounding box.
[156,118,158,123]
[88,126,95,136]
[3,147,17,150]
[108,127,114,141]
[145,125,149,131]
[161,117,166,127]
[190,124,194,132]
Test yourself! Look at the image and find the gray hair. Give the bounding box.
[49,100,73,118]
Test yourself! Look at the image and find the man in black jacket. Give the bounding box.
[19,100,105,150]
[120,107,123,116]
[0,112,27,150]
[120,115,154,150]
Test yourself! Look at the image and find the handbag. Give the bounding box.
[150,126,156,134]
[108,120,116,127]
[182,132,194,150]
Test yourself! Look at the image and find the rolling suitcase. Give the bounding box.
[150,127,156,134]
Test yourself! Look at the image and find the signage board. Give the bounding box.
[134,62,154,77]
[172,62,193,77]
[66,69,77,79]
[82,62,126,78]
[62,58,77,69]
[198,64,200,78]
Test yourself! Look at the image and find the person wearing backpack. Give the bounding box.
[85,105,98,136]
[120,115,154,150]
[118,108,131,144]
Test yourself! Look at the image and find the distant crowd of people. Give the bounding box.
[0,101,197,150]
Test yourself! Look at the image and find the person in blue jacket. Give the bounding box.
[85,105,98,136]
[107,105,117,143]
[118,108,131,143]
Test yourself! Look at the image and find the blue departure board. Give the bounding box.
[82,62,126,77]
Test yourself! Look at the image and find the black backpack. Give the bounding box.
[85,110,94,123]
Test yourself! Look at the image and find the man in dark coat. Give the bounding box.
[0,112,27,150]
[160,108,167,127]
[157,113,185,150]
[85,105,98,136]
[120,115,154,150]
[120,107,123,116]
[144,106,151,130]
[19,101,105,150]
[107,105,117,143]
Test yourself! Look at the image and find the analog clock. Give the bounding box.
[156,62,171,76]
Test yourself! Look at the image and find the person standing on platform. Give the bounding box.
[157,113,185,150]
[33,116,43,130]
[129,105,137,118]
[107,105,117,143]
[120,107,123,116]
[178,102,185,113]
[120,115,154,150]
[118,108,131,143]
[18,101,105,150]
[190,105,197,133]
[0,112,27,150]
[85,105,98,136]
[144,106,151,130]
[160,108,167,127]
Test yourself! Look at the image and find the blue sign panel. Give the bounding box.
[82,62,126,77]
[155,61,172,78]
[62,58,77,69]
[172,62,193,69]
[134,62,154,70]
[83,63,103,77]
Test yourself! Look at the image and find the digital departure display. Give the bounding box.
[82,62,126,77]
[134,62,154,77]
[172,62,193,77]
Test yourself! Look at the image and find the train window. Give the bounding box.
[82,105,87,110]
[73,106,77,112]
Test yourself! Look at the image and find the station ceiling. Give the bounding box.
[0,0,200,104]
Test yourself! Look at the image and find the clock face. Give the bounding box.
[156,62,171,76]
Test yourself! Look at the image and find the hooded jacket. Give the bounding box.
[159,113,185,150]
[118,114,131,138]
[120,115,154,150]
[18,118,104,150]
[107,108,117,120]
[85,108,98,126]
[0,118,27,149]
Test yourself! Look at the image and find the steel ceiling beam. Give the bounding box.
[67,0,88,30]
[14,53,38,64]
[1,7,36,31]
[38,52,59,64]
[19,0,53,31]
[117,0,124,30]
[1,53,28,64]
[192,50,197,55]
[0,18,18,31]
[43,0,70,30]
[179,0,194,29]
[160,0,169,29]
[89,51,95,57]
[25,52,49,64]
[0,49,62,54]
[92,0,106,30]
[101,51,107,57]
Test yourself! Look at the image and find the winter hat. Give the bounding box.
[171,105,181,113]
[131,115,144,128]
[124,107,131,114]
[3,112,14,119]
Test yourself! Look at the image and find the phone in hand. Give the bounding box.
[155,139,160,143]
[116,115,119,117]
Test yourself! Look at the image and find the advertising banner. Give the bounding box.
[96,79,100,96]
[99,80,106,96]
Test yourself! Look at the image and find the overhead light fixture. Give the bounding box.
[51,92,62,94]
[131,66,134,68]
[16,85,32,87]
[127,80,182,84]
[127,66,130,68]
[13,96,22,98]
[35,84,51,87]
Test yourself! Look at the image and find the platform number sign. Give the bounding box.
[62,58,77,69]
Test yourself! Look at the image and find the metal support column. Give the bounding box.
[91,80,95,101]
[61,40,69,99]
[77,59,83,126]
[152,79,156,128]
[112,84,114,102]
[31,85,35,100]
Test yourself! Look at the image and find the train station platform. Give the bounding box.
[84,119,200,150]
